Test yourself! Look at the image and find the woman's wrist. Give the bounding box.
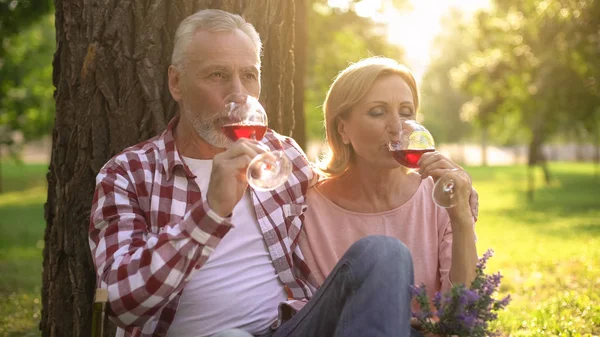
[447,204,474,227]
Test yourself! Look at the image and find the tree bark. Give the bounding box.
[0,148,3,194]
[595,120,599,179]
[526,113,552,201]
[527,133,539,202]
[527,163,535,202]
[480,126,488,167]
[292,0,308,150]
[42,1,298,337]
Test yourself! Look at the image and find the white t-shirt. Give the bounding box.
[166,157,287,337]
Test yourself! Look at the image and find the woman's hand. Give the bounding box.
[411,317,446,337]
[418,152,472,207]
[418,151,478,230]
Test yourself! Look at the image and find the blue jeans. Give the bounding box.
[264,235,421,337]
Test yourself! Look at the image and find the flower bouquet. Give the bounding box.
[411,249,511,337]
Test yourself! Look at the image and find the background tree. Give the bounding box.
[0,0,54,192]
[293,0,309,150]
[449,0,600,198]
[420,9,475,147]
[43,1,299,336]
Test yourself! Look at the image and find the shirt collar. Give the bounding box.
[158,115,196,181]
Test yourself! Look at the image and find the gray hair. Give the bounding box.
[171,9,262,67]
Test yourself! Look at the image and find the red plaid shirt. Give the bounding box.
[89,116,317,337]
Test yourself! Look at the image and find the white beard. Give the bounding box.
[182,104,233,148]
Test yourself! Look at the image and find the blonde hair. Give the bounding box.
[171,9,262,67]
[319,57,419,177]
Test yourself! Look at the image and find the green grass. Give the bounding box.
[470,163,600,336]
[0,161,48,337]
[0,161,599,336]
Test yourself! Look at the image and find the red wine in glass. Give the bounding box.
[221,95,292,192]
[389,119,458,208]
[222,122,267,141]
[392,149,435,169]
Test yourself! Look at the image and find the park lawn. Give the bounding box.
[470,163,600,336]
[0,162,48,337]
[0,161,599,336]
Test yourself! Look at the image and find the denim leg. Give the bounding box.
[273,235,415,337]
[210,329,254,337]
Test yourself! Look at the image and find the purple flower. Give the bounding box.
[410,284,427,298]
[413,310,433,320]
[462,313,477,329]
[410,249,511,337]
[464,289,480,304]
[433,291,442,308]
[476,249,494,271]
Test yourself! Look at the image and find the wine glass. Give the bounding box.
[388,119,457,208]
[221,94,292,191]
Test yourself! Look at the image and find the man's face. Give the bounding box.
[169,29,261,148]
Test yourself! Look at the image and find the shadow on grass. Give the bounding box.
[545,222,600,239]
[0,162,48,194]
[499,196,600,239]
[0,258,43,293]
[0,202,45,300]
[0,202,46,253]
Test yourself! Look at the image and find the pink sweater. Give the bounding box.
[299,178,454,312]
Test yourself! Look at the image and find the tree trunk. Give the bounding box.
[292,0,308,150]
[42,1,298,337]
[527,163,535,202]
[526,110,553,200]
[538,150,552,185]
[527,128,539,202]
[0,147,3,194]
[526,133,547,201]
[527,134,538,202]
[481,126,488,167]
[595,123,599,179]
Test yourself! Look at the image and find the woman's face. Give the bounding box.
[337,74,416,169]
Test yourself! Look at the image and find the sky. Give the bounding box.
[329,0,491,84]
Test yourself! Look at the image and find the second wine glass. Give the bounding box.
[221,95,292,191]
[388,119,457,208]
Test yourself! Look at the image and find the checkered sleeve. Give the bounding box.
[277,135,319,295]
[280,135,318,189]
[88,163,232,328]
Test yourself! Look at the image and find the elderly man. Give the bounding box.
[89,9,416,337]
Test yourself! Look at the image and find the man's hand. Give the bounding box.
[206,138,268,217]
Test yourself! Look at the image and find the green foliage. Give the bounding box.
[0,0,53,37]
[0,1,54,154]
[304,0,406,141]
[0,14,56,147]
[449,0,600,148]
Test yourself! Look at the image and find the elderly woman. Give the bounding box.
[299,57,479,333]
